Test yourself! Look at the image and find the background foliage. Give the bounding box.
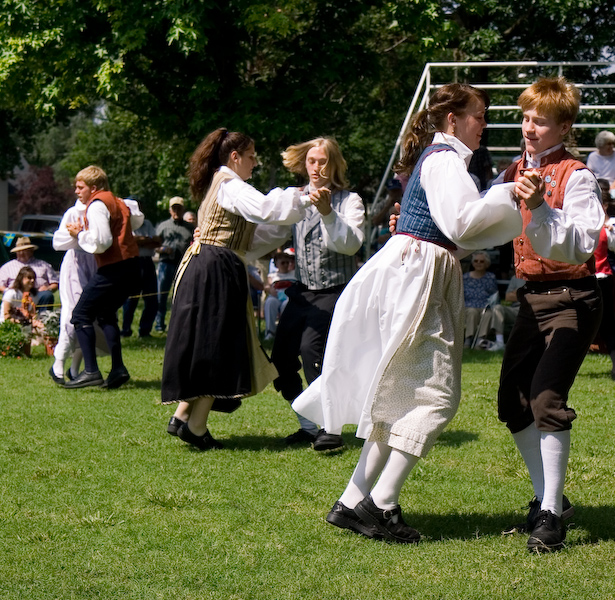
[1,0,615,219]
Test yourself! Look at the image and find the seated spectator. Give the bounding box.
[264,249,297,341]
[586,130,615,186]
[463,251,500,349]
[1,266,44,351]
[490,276,526,351]
[0,237,58,310]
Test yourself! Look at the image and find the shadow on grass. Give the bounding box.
[176,431,364,453]
[401,504,615,544]
[435,430,479,447]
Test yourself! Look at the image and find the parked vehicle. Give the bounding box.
[1,214,64,269]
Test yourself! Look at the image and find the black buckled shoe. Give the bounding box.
[100,367,130,389]
[63,370,104,389]
[354,496,420,544]
[503,495,574,535]
[313,429,344,451]
[167,416,186,436]
[527,510,566,552]
[49,366,65,386]
[284,429,317,445]
[177,424,224,450]
[326,501,381,539]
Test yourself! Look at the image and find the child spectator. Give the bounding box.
[264,249,297,340]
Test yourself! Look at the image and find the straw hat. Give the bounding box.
[10,236,39,253]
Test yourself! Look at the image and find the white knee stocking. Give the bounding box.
[540,430,570,516]
[512,422,544,500]
[369,448,420,510]
[338,441,391,509]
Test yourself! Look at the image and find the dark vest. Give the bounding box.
[397,144,456,251]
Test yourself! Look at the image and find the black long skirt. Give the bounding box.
[161,245,254,404]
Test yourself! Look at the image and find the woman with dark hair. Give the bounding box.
[162,128,312,450]
[293,84,522,543]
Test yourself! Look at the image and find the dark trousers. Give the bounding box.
[71,258,140,372]
[498,277,602,433]
[272,283,344,402]
[121,257,158,336]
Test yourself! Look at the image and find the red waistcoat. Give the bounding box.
[85,191,138,268]
[504,147,595,281]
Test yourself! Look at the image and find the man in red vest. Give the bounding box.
[498,78,603,552]
[64,166,143,389]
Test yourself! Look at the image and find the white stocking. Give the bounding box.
[540,430,570,516]
[338,441,391,509]
[512,422,544,500]
[369,448,420,510]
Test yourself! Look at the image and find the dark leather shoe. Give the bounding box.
[527,510,566,552]
[354,496,420,544]
[326,501,381,538]
[503,495,574,535]
[101,367,130,389]
[63,370,104,389]
[284,429,317,445]
[65,369,75,382]
[313,429,344,451]
[177,424,224,450]
[167,416,186,436]
[49,366,65,386]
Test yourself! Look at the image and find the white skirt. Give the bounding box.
[292,234,465,458]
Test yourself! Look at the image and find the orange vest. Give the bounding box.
[504,147,595,281]
[85,192,138,268]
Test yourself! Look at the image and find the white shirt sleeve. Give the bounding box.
[319,191,366,255]
[525,169,603,264]
[53,207,83,251]
[421,149,523,250]
[77,201,113,254]
[122,198,145,231]
[245,224,293,262]
[217,179,310,225]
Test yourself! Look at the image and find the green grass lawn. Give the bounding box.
[1,336,614,600]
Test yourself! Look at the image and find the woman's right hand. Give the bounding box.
[389,202,401,234]
[193,227,201,243]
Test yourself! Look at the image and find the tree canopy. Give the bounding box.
[1,0,614,215]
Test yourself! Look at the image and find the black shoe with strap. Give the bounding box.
[354,496,420,544]
[326,501,381,539]
[177,424,224,451]
[167,416,186,436]
[527,510,566,552]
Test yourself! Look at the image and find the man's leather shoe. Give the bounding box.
[284,429,317,445]
[177,424,224,450]
[167,416,186,436]
[354,496,420,544]
[313,429,344,451]
[503,495,574,535]
[326,501,381,538]
[63,370,104,389]
[101,367,130,389]
[49,366,65,386]
[527,510,566,552]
